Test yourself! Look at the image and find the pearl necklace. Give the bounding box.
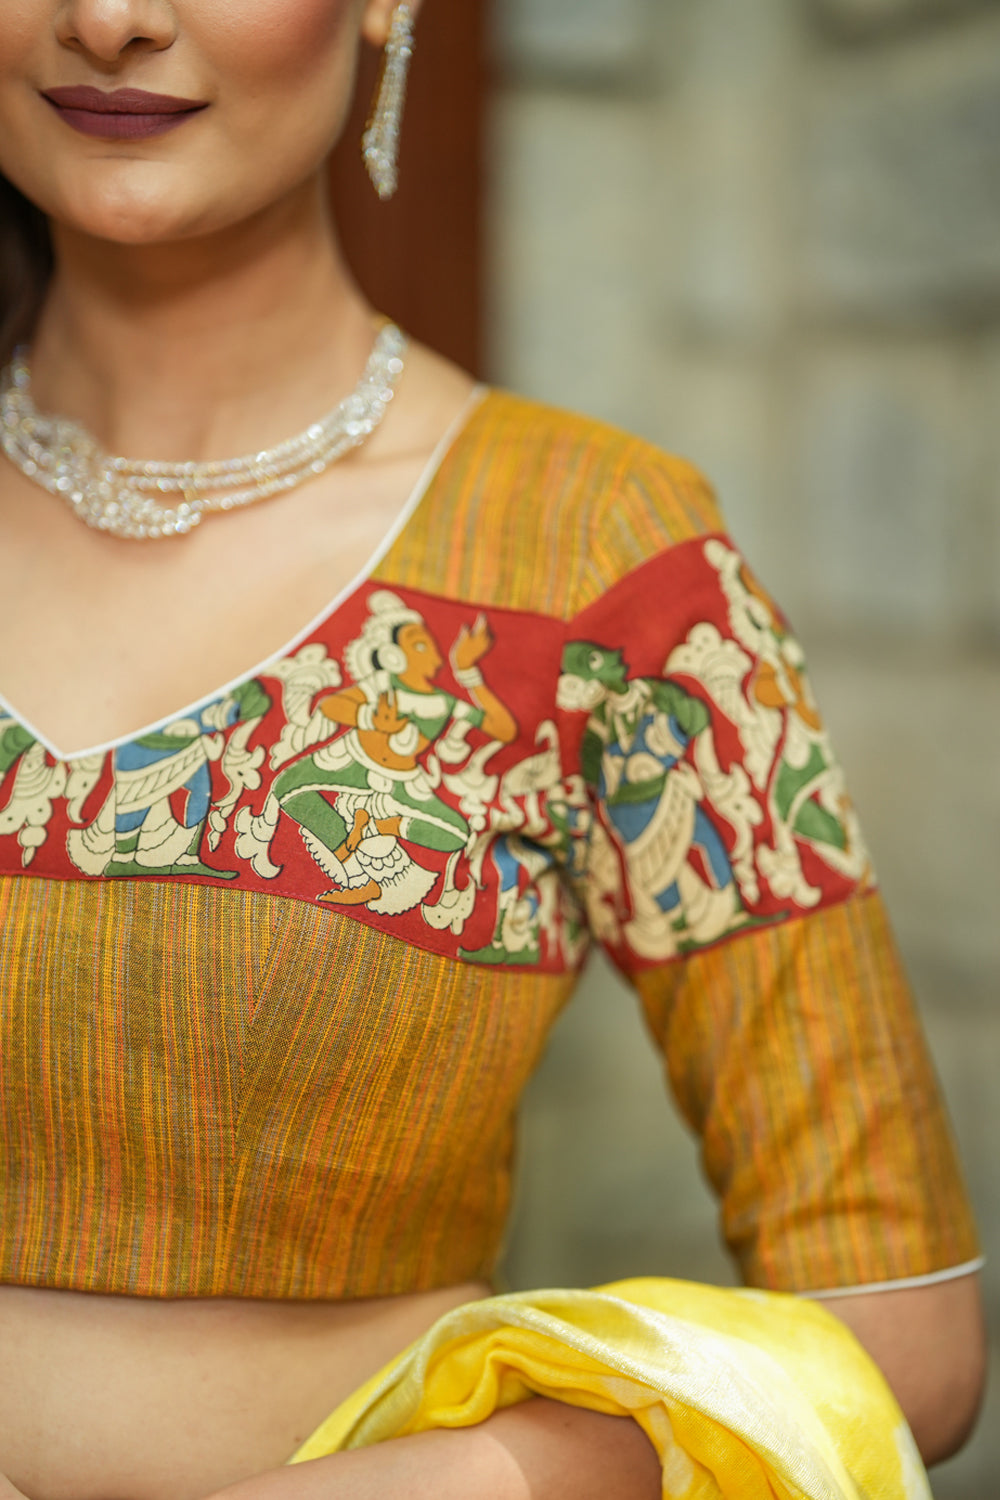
[0,322,407,540]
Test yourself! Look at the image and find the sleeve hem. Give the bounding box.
[795,1257,985,1301]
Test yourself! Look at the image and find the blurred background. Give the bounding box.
[334,2,999,1491]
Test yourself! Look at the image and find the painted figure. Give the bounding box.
[275,590,517,915]
[67,679,271,879]
[559,641,742,957]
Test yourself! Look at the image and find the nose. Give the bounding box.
[55,0,177,64]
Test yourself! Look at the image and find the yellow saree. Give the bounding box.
[289,1278,929,1499]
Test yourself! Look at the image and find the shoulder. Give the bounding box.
[475,388,720,538]
[388,388,727,619]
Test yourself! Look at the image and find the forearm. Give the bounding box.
[475,1400,661,1500]
[471,685,517,745]
[205,1400,660,1500]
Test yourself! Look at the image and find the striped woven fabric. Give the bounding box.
[374,392,721,614]
[0,876,573,1297]
[636,892,976,1292]
[0,391,979,1298]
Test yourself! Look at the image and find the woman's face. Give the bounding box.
[397,622,443,679]
[0,0,392,245]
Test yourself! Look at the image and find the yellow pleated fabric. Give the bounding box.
[288,1279,929,1500]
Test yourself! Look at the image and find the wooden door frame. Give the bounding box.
[330,0,488,377]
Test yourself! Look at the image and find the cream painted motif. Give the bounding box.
[0,715,67,867]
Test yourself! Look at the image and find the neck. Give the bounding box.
[27,174,377,462]
[399,670,436,692]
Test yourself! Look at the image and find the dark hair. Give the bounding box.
[0,174,53,363]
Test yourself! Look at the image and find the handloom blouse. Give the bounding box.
[0,391,980,1300]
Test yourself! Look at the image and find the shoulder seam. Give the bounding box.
[573,434,722,617]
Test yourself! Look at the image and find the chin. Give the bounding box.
[55,177,232,247]
[49,160,313,250]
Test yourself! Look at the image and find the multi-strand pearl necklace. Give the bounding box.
[0,322,407,540]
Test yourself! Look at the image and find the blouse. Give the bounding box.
[0,389,979,1299]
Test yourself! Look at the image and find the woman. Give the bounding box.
[0,3,986,1498]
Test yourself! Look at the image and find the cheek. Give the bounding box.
[200,0,361,173]
[202,0,356,93]
[0,8,52,199]
[0,1,43,52]
[0,3,50,97]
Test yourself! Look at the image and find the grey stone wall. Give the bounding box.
[487,2,999,1492]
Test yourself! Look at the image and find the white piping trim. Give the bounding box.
[797,1257,985,1301]
[0,384,491,765]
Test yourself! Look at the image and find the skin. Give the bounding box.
[820,1277,987,1467]
[0,0,985,1495]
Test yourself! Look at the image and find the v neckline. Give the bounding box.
[0,385,491,765]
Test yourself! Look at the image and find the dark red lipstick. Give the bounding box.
[42,86,208,141]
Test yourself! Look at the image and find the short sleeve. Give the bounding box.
[451,698,486,730]
[555,442,980,1294]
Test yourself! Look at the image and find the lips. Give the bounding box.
[42,85,208,141]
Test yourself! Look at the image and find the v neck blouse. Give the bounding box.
[0,389,979,1299]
